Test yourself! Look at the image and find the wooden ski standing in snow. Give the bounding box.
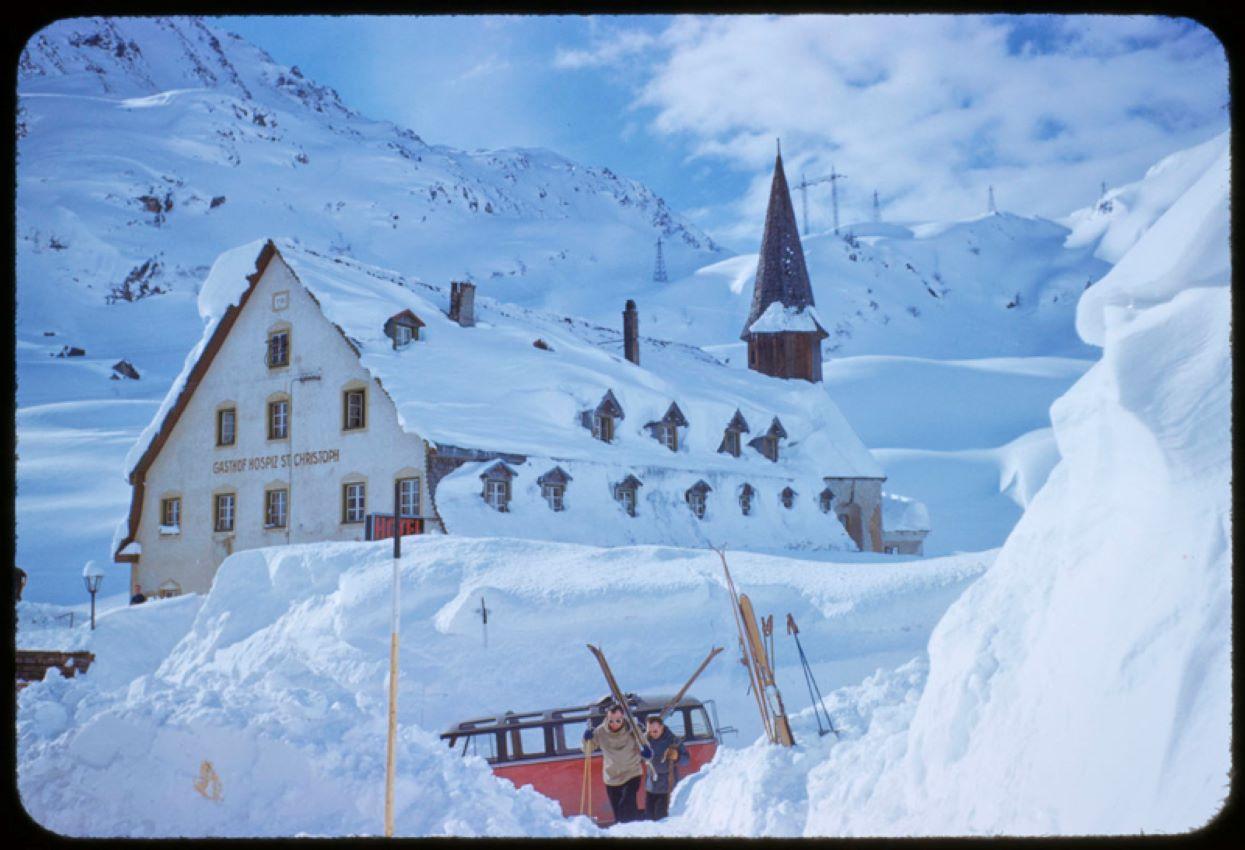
[712,546,795,747]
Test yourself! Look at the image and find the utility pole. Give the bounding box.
[793,171,840,236]
[652,237,668,283]
[988,185,997,214]
[827,165,847,234]
[872,189,881,223]
[384,480,402,837]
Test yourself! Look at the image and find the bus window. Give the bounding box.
[688,707,713,740]
[512,725,548,758]
[561,719,593,755]
[461,732,501,762]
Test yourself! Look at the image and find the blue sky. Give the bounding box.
[215,14,1228,250]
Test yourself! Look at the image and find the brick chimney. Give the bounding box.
[449,281,476,327]
[623,299,640,365]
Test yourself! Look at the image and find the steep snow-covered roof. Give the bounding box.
[126,238,884,481]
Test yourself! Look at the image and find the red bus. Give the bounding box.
[440,693,722,824]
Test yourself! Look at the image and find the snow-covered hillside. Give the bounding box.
[17,17,722,392]
[17,536,988,836]
[660,212,1110,359]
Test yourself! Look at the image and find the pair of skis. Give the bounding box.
[586,643,723,782]
[713,546,796,747]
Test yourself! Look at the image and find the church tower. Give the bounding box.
[741,144,828,382]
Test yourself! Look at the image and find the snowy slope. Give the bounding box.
[656,211,1111,359]
[665,129,1233,835]
[17,536,988,837]
[17,16,722,406]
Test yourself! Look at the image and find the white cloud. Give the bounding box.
[554,27,657,69]
[559,14,1229,235]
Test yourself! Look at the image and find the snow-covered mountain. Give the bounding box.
[23,14,1121,377]
[17,16,723,366]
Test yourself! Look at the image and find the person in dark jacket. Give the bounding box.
[582,704,653,824]
[642,714,689,821]
[130,584,147,605]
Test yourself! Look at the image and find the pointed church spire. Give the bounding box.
[740,147,820,341]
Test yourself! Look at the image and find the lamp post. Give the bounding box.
[82,560,105,630]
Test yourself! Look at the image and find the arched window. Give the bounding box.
[537,467,572,512]
[613,475,642,517]
[480,462,517,512]
[780,486,796,509]
[819,487,835,514]
[739,483,756,516]
[685,480,712,519]
[581,390,624,443]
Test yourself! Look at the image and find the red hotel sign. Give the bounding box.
[365,514,425,541]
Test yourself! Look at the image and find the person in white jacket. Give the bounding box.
[582,704,651,823]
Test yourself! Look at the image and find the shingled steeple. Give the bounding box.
[741,143,828,382]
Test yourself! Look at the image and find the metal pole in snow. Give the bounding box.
[384,480,401,837]
[476,595,490,649]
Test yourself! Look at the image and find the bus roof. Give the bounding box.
[439,693,706,737]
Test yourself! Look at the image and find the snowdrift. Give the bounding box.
[18,536,987,837]
[658,132,1232,835]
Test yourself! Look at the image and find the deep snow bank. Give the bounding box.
[18,535,987,837]
[653,135,1232,836]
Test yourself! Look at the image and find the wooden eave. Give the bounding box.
[480,461,518,481]
[595,389,625,419]
[616,474,643,490]
[537,466,572,486]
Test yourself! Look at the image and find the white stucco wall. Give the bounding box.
[133,256,429,595]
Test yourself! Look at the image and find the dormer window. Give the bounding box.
[646,402,688,453]
[537,467,572,512]
[739,483,756,516]
[613,474,642,517]
[718,410,750,458]
[781,486,796,509]
[685,480,711,519]
[480,461,517,513]
[580,390,625,444]
[749,417,787,463]
[384,310,425,350]
[267,327,290,368]
[819,487,835,514]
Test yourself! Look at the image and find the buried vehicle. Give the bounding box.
[440,693,723,824]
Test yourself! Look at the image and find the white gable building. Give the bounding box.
[113,238,915,596]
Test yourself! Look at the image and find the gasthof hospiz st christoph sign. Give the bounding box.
[212,449,340,474]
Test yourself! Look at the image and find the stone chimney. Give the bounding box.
[449,281,476,327]
[623,299,640,365]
